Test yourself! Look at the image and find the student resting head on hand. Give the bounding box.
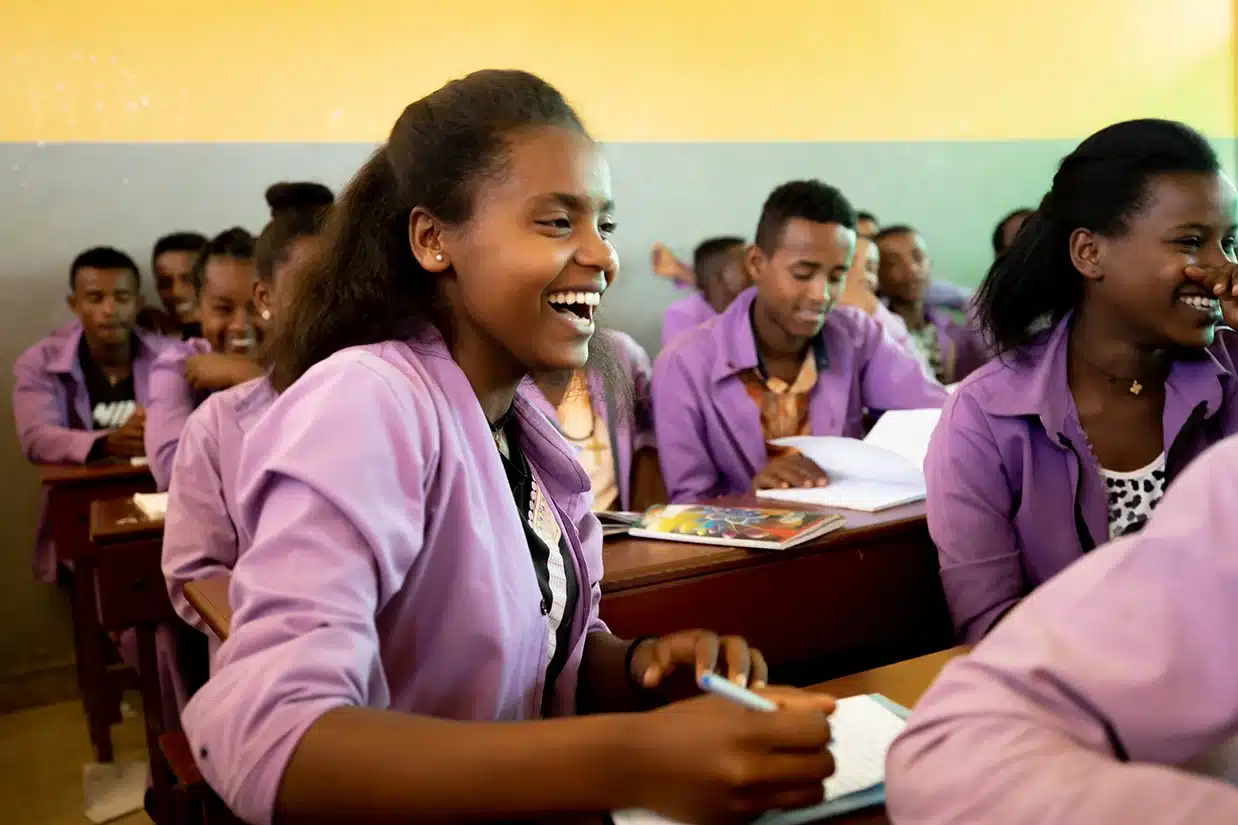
[925,118,1238,644]
[887,432,1238,825]
[652,180,947,502]
[144,227,263,490]
[180,70,836,825]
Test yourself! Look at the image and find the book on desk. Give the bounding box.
[627,504,845,550]
[757,409,941,513]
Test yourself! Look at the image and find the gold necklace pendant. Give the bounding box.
[1130,380,1143,396]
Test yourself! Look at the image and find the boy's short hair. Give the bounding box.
[70,247,140,289]
[755,181,856,252]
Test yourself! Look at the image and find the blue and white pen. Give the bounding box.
[698,671,778,711]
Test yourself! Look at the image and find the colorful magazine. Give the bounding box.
[628,504,844,550]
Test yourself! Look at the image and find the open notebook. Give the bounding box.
[612,694,908,825]
[755,409,942,512]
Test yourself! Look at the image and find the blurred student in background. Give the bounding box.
[164,182,333,666]
[992,207,1034,258]
[525,329,663,512]
[837,233,933,377]
[876,225,988,384]
[13,247,173,581]
[144,232,208,337]
[145,228,261,489]
[660,236,748,347]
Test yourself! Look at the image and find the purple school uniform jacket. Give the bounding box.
[162,376,274,643]
[523,330,655,510]
[887,434,1238,824]
[661,291,716,349]
[652,288,949,503]
[145,337,213,491]
[926,314,1238,643]
[12,323,172,582]
[180,330,609,825]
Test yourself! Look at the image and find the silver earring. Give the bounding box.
[435,254,445,262]
[261,309,271,321]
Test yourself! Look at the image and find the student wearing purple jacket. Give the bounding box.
[163,183,331,669]
[181,71,836,825]
[13,247,173,581]
[524,329,661,511]
[886,433,1238,824]
[876,225,988,384]
[660,236,749,348]
[926,119,1238,644]
[652,181,947,502]
[145,228,263,490]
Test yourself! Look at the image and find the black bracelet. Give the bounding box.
[623,635,658,693]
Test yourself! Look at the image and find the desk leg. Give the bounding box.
[136,623,173,825]
[69,561,116,763]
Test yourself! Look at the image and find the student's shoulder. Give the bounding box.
[152,336,209,369]
[289,341,443,414]
[653,315,723,374]
[826,304,884,338]
[600,328,648,363]
[14,331,70,372]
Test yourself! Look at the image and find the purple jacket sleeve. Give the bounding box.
[12,344,107,463]
[162,401,236,635]
[887,437,1238,825]
[180,354,433,825]
[924,390,1022,642]
[577,509,609,637]
[145,341,205,491]
[652,346,722,503]
[854,311,949,411]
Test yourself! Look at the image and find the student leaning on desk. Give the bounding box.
[181,70,837,825]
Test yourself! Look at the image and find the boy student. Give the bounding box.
[13,246,173,581]
[660,236,748,347]
[652,181,947,502]
[854,210,972,312]
[875,225,989,384]
[148,232,208,337]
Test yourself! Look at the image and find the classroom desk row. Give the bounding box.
[63,466,952,824]
[181,582,968,825]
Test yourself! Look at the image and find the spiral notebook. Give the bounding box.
[611,694,908,825]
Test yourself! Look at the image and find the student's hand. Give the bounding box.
[1184,263,1238,327]
[629,630,769,692]
[630,689,836,824]
[753,451,830,491]
[185,353,262,391]
[103,407,146,457]
[651,243,695,287]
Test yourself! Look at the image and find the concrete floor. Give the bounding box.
[0,695,151,825]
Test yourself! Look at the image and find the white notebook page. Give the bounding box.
[611,695,906,825]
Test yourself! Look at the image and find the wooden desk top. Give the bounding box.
[90,497,164,544]
[39,459,153,487]
[185,575,232,641]
[603,498,927,593]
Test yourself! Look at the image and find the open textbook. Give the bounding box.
[612,694,908,825]
[756,409,942,512]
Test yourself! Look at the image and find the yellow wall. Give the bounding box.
[1,0,1232,142]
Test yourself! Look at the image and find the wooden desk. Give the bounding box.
[818,646,969,825]
[600,500,951,677]
[39,461,155,764]
[185,576,232,642]
[90,497,179,824]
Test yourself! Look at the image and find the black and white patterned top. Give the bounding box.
[1101,454,1166,540]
